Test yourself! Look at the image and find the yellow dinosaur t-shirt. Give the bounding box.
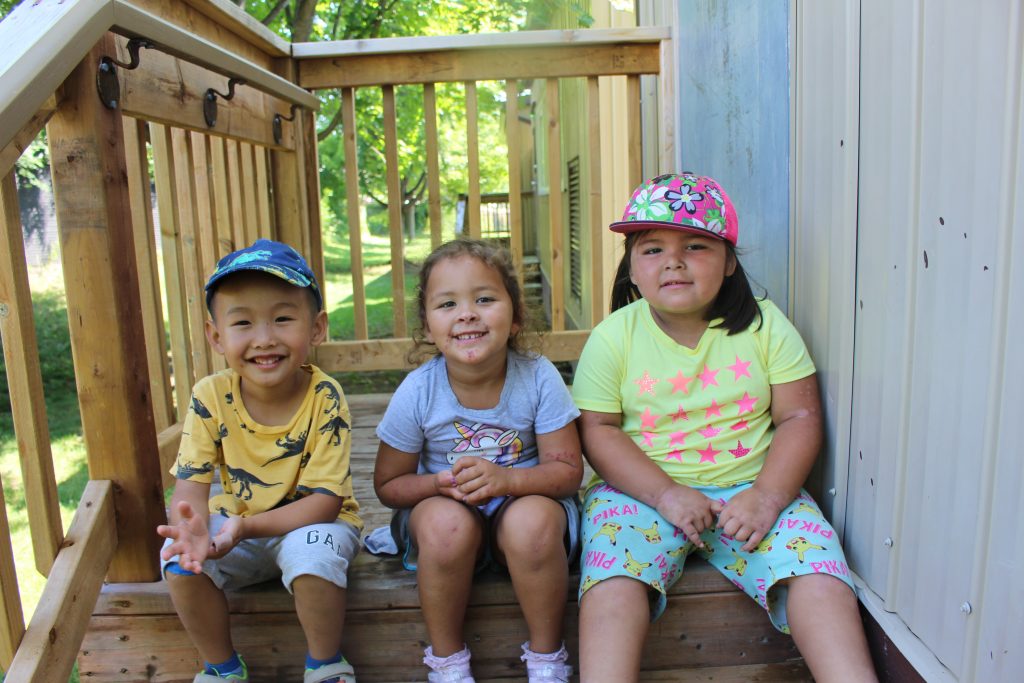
[572,298,814,487]
[173,365,362,531]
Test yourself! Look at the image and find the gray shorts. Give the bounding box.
[161,513,361,593]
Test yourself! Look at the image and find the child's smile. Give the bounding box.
[205,271,326,418]
[423,254,519,371]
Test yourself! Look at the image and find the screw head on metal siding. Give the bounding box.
[883,537,894,548]
[960,602,972,614]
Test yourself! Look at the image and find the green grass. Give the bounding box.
[0,226,444,680]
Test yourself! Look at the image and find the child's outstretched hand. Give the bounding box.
[717,486,789,552]
[655,484,723,549]
[157,501,212,574]
[451,456,509,507]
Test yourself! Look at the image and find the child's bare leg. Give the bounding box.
[293,575,346,659]
[495,495,568,653]
[166,571,234,664]
[410,497,484,656]
[578,577,650,682]
[785,573,878,682]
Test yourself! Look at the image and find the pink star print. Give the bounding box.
[705,400,723,418]
[639,407,660,430]
[668,371,694,394]
[634,371,659,396]
[727,355,752,380]
[669,431,687,447]
[641,431,656,448]
[735,392,759,415]
[731,419,749,431]
[665,449,685,462]
[698,424,721,439]
[698,365,720,389]
[696,444,721,463]
[729,441,751,458]
[670,405,689,422]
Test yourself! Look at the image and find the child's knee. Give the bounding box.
[497,497,565,555]
[410,500,484,556]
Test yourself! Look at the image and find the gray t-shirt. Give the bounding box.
[376,351,580,476]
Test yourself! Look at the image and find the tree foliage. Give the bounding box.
[239,0,548,238]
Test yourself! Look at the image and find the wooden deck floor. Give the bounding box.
[79,393,811,682]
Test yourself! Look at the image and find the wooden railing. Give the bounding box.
[0,1,671,680]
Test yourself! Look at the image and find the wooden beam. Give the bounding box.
[341,87,368,341]
[225,140,248,250]
[208,136,236,257]
[4,480,116,683]
[546,78,565,332]
[150,123,196,410]
[626,75,643,190]
[0,457,25,670]
[0,172,63,577]
[123,119,175,434]
[299,44,661,89]
[423,84,443,250]
[157,421,184,490]
[113,37,293,150]
[110,1,318,109]
[171,127,213,380]
[0,93,60,180]
[465,82,480,239]
[299,108,324,296]
[315,330,588,373]
[254,146,272,237]
[658,38,676,172]
[587,76,605,325]
[293,27,670,58]
[382,85,407,337]
[505,80,524,285]
[47,38,164,581]
[0,0,111,155]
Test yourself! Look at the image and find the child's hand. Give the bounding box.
[207,515,244,559]
[717,487,789,552]
[654,484,723,549]
[433,469,463,501]
[157,501,211,574]
[451,456,509,507]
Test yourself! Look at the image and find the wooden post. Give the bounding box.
[46,36,165,581]
[0,172,63,575]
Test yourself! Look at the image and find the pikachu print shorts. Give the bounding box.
[578,481,855,633]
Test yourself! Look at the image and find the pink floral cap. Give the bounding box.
[610,173,738,246]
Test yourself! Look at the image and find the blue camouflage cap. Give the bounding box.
[204,239,322,311]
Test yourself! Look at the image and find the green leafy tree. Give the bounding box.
[239,0,538,239]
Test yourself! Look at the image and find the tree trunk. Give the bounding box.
[403,201,416,242]
[292,0,318,42]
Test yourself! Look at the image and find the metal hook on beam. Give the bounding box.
[97,38,154,110]
[272,104,299,145]
[204,78,247,128]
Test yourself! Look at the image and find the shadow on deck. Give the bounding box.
[79,394,810,682]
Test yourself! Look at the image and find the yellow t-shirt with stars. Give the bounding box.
[572,298,815,487]
[172,365,362,531]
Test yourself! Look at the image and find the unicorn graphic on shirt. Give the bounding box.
[447,421,523,467]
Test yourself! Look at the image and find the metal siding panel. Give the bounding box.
[791,1,859,526]
[677,0,790,313]
[962,3,1024,680]
[886,3,1019,675]
[845,0,920,611]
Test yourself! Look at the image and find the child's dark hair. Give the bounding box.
[409,238,530,363]
[610,231,763,334]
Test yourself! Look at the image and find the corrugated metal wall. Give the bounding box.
[794,1,1024,680]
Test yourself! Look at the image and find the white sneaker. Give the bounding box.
[521,641,572,683]
[424,645,476,683]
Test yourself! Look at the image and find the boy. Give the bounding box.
[157,239,360,683]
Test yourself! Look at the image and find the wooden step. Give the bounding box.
[78,393,809,682]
